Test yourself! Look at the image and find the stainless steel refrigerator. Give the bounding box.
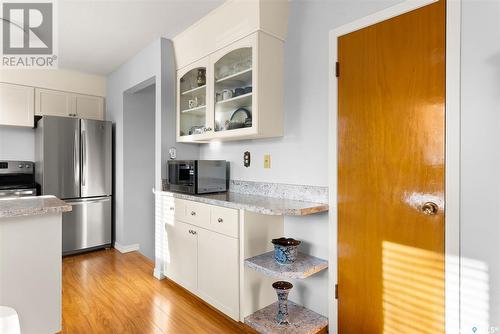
[36,116,112,255]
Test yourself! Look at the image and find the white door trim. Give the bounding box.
[328,1,461,333]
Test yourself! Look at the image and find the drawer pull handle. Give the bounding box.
[191,211,196,216]
[217,218,223,223]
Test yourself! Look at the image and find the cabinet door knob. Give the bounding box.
[191,211,196,216]
[169,207,174,211]
[217,218,223,223]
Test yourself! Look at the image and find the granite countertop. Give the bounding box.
[156,191,328,216]
[0,195,72,219]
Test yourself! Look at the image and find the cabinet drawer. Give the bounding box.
[183,200,210,229]
[158,197,186,221]
[210,206,238,238]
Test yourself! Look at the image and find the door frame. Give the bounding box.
[328,1,461,333]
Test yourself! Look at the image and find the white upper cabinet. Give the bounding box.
[174,0,287,143]
[35,88,74,117]
[74,94,105,120]
[172,0,288,70]
[177,57,211,141]
[177,31,284,142]
[35,88,105,120]
[0,83,34,127]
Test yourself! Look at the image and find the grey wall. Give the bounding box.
[107,38,198,261]
[200,0,401,317]
[0,127,34,161]
[461,1,500,331]
[123,85,156,259]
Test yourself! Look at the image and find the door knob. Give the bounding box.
[217,218,223,223]
[421,202,439,215]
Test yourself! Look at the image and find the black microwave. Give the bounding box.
[166,160,228,194]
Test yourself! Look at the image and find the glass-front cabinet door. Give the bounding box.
[211,34,257,138]
[176,32,283,143]
[177,57,211,141]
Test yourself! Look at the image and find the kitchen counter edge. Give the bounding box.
[155,190,329,216]
[0,196,72,219]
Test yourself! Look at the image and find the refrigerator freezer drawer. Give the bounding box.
[62,197,112,254]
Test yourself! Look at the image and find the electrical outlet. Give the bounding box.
[244,151,251,167]
[264,154,271,169]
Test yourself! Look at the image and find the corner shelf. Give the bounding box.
[244,301,328,334]
[245,251,328,279]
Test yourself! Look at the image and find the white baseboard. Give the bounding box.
[153,268,165,280]
[114,242,140,253]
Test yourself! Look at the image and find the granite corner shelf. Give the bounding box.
[245,251,328,279]
[244,300,328,334]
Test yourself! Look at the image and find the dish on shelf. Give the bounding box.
[215,108,252,131]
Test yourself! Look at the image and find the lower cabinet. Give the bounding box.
[197,228,239,319]
[162,197,240,321]
[164,219,198,292]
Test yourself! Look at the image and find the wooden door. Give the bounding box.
[164,220,198,292]
[337,1,445,334]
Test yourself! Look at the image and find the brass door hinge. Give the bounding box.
[335,284,338,299]
[335,62,340,78]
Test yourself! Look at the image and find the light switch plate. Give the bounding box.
[264,154,271,169]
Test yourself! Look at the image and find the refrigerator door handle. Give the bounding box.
[74,127,80,193]
[82,129,87,187]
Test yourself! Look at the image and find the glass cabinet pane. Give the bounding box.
[213,47,252,133]
[179,67,207,137]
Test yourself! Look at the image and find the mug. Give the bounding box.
[222,89,233,100]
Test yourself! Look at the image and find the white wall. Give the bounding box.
[107,38,199,261]
[0,68,106,96]
[123,85,156,260]
[200,0,401,317]
[0,68,106,161]
[0,126,34,161]
[461,1,500,331]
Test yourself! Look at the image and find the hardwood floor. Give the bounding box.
[62,249,253,334]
